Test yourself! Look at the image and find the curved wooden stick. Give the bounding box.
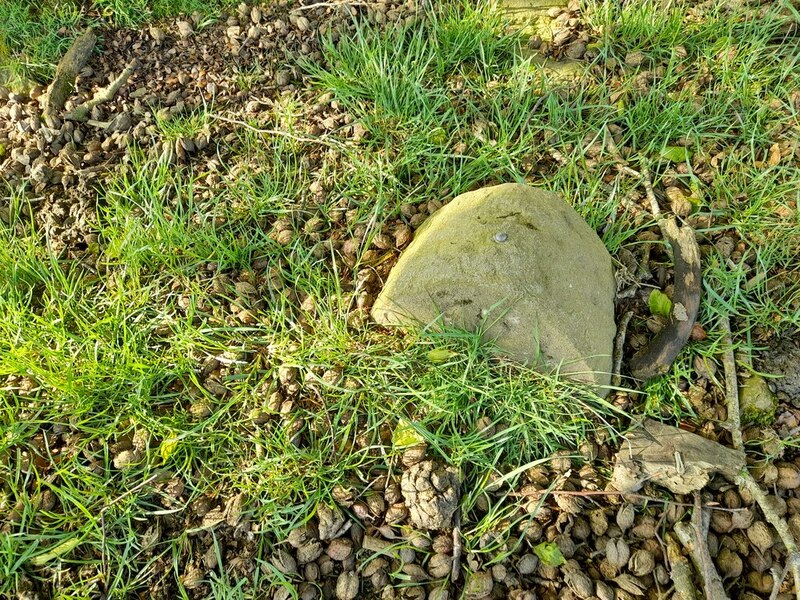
[629,217,701,380]
[42,30,96,127]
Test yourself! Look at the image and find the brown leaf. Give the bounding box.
[767,143,781,167]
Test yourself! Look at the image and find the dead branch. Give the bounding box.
[720,313,743,450]
[42,30,96,127]
[451,508,462,582]
[510,487,747,512]
[209,112,350,152]
[674,493,729,599]
[629,216,702,380]
[639,165,662,220]
[737,471,800,598]
[693,492,722,600]
[773,563,794,600]
[611,310,634,387]
[612,161,701,380]
[65,59,140,122]
[290,1,368,10]
[667,533,699,600]
[721,315,800,598]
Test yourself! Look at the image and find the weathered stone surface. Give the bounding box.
[372,183,615,393]
[738,374,777,423]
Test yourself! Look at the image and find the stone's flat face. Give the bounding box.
[372,183,616,394]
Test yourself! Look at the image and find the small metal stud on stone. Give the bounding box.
[493,232,508,243]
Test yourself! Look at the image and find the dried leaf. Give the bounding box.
[665,186,686,204]
[767,143,781,167]
[614,573,646,595]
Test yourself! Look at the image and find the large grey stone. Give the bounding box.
[372,183,615,394]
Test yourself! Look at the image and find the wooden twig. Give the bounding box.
[209,112,350,152]
[605,127,652,204]
[772,563,793,600]
[42,30,96,127]
[640,165,662,221]
[636,242,654,282]
[291,0,368,10]
[605,145,670,261]
[611,310,634,387]
[720,316,800,599]
[680,492,729,599]
[509,487,747,512]
[64,59,140,122]
[667,533,699,600]
[720,313,743,450]
[736,474,800,599]
[692,493,716,599]
[451,508,462,582]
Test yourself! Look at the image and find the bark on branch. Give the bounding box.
[65,60,140,122]
[42,30,96,127]
[629,216,702,380]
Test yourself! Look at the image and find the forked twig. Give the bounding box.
[720,314,800,599]
[65,60,140,122]
[667,533,699,600]
[674,492,728,599]
[43,30,96,126]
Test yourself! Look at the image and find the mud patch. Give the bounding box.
[758,331,800,406]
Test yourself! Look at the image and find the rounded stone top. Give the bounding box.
[372,183,616,395]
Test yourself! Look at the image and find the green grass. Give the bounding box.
[0,1,83,85]
[3,0,800,597]
[153,109,212,143]
[1,145,619,595]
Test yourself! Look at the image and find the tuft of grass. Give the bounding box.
[302,2,532,205]
[152,109,211,143]
[2,132,622,595]
[94,0,238,28]
[4,0,800,596]
[0,1,84,85]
